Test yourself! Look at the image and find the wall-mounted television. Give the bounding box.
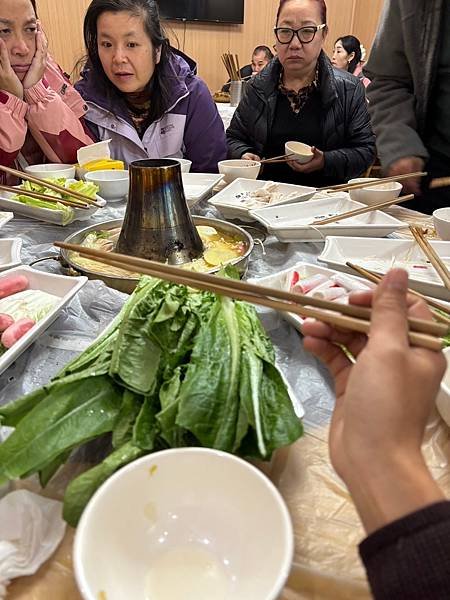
[158,1,245,25]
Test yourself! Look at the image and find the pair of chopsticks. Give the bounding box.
[0,184,89,210]
[54,240,448,351]
[410,226,450,291]
[222,52,241,81]
[317,172,427,193]
[260,153,296,165]
[0,164,102,208]
[347,262,450,325]
[310,194,414,226]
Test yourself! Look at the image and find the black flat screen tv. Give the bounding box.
[158,1,245,24]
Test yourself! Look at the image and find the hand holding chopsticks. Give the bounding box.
[310,194,415,226]
[54,240,448,351]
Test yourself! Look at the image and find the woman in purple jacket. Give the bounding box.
[76,0,227,173]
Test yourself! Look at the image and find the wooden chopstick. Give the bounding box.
[317,172,427,193]
[410,226,450,291]
[54,241,448,349]
[0,184,89,209]
[310,194,415,226]
[260,153,296,165]
[347,261,450,325]
[430,177,450,190]
[0,164,102,207]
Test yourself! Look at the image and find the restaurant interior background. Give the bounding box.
[35,0,385,93]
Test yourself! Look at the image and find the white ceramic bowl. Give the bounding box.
[218,159,261,184]
[85,169,129,202]
[74,448,293,600]
[172,158,192,173]
[433,208,450,241]
[25,163,76,180]
[437,347,450,426]
[348,178,403,206]
[285,141,313,164]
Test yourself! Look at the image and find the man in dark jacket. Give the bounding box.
[226,51,375,187]
[365,0,449,213]
[221,46,274,93]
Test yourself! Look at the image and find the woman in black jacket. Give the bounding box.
[227,0,376,187]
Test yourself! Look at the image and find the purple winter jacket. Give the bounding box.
[75,52,227,173]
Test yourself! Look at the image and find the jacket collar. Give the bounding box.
[251,50,338,108]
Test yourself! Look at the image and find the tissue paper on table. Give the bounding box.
[0,490,66,598]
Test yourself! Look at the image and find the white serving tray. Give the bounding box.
[319,236,450,301]
[0,212,13,229]
[209,178,317,222]
[0,238,22,271]
[0,180,106,226]
[249,196,408,242]
[182,173,224,208]
[0,266,87,375]
[249,261,375,332]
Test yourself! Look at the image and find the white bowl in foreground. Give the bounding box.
[433,207,450,241]
[437,347,450,426]
[348,178,403,206]
[85,169,129,202]
[218,159,261,184]
[74,448,293,600]
[25,163,76,180]
[285,141,313,164]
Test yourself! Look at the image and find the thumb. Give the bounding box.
[369,269,409,346]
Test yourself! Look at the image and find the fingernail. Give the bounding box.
[384,268,408,291]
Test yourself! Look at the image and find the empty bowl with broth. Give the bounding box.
[437,346,450,426]
[218,159,261,183]
[74,448,293,600]
[172,158,192,172]
[285,141,313,164]
[348,178,403,206]
[85,170,129,202]
[433,208,450,241]
[25,163,76,180]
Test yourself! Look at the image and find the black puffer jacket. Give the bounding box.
[226,52,376,182]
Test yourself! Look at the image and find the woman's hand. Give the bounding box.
[241,152,261,161]
[302,269,446,533]
[23,22,48,90]
[288,146,324,173]
[0,39,23,99]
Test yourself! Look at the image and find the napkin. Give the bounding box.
[0,490,66,598]
[77,139,111,167]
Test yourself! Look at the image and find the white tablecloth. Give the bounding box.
[215,102,237,130]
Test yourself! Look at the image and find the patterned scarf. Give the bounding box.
[125,90,152,138]
[278,66,319,114]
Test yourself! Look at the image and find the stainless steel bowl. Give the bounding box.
[60,216,254,294]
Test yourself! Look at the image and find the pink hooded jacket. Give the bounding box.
[0,56,93,182]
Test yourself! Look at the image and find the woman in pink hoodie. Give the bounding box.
[0,0,92,181]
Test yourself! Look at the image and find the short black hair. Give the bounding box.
[252,45,274,61]
[335,35,362,74]
[83,0,172,123]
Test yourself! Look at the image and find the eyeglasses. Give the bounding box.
[274,24,327,45]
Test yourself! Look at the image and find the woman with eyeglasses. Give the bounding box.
[227,0,376,186]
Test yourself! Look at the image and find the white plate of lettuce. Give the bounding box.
[0,178,106,226]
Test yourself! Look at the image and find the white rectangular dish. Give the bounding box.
[0,212,13,229]
[0,266,87,375]
[0,238,22,271]
[209,178,316,222]
[182,173,224,208]
[319,236,450,301]
[249,261,375,332]
[0,181,106,226]
[249,196,408,242]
